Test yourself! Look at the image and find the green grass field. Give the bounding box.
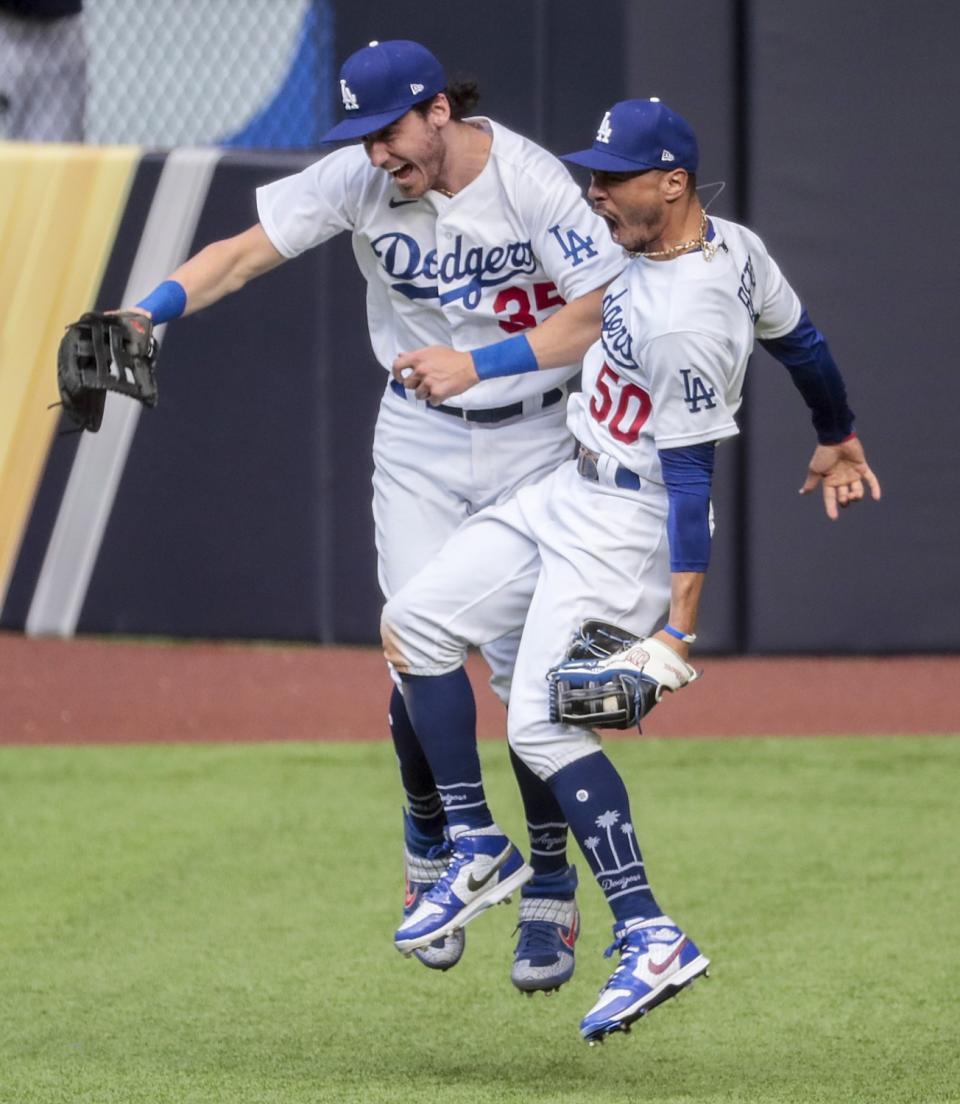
[2,736,958,1104]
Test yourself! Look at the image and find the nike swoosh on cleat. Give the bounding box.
[389,198,418,207]
[648,937,688,976]
[466,850,512,892]
[559,912,579,949]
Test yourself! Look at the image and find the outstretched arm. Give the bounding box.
[130,224,286,321]
[526,285,607,369]
[392,285,607,403]
[760,308,882,521]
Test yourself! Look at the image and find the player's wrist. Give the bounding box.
[471,333,538,381]
[816,429,857,446]
[663,623,697,644]
[135,280,186,325]
[461,350,480,385]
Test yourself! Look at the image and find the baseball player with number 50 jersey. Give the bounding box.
[568,207,799,479]
[386,98,880,1041]
[124,40,624,989]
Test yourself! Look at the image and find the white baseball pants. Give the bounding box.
[372,382,574,703]
[382,460,673,778]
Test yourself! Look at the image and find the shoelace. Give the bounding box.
[406,839,455,896]
[600,930,649,990]
[425,839,454,863]
[514,920,563,956]
[424,842,470,902]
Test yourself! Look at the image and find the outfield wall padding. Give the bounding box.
[744,1,958,652]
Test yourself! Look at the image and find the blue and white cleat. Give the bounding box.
[579,916,710,1043]
[395,826,532,954]
[403,840,465,970]
[511,865,580,994]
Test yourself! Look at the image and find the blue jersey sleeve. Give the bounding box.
[759,308,855,444]
[658,443,716,573]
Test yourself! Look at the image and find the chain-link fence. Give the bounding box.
[0,0,334,147]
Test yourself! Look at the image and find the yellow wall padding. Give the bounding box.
[0,142,140,605]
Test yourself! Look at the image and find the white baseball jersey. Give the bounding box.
[256,117,625,409]
[568,215,802,480]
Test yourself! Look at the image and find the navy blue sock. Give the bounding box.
[509,746,569,881]
[520,863,578,900]
[546,752,662,925]
[399,669,494,834]
[388,685,445,842]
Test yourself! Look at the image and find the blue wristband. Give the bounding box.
[136,279,187,325]
[664,624,697,643]
[471,333,538,381]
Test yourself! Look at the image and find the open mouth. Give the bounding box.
[597,210,620,239]
[388,162,416,186]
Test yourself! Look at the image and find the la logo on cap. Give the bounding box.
[596,111,613,144]
[341,79,359,110]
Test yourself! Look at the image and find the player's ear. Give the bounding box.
[427,92,452,127]
[661,168,689,203]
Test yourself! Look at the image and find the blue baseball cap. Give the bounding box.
[561,99,699,173]
[321,39,447,143]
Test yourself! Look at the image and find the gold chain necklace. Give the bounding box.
[435,186,455,198]
[631,208,718,261]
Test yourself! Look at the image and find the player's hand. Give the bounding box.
[799,435,882,521]
[392,346,479,403]
[652,629,691,663]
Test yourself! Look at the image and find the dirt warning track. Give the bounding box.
[1,632,957,745]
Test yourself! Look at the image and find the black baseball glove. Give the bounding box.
[56,311,158,433]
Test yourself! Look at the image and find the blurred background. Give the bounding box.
[1,0,955,655]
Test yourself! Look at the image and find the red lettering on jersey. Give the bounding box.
[494,282,566,333]
[589,363,651,445]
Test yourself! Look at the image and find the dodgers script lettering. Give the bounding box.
[371,231,538,309]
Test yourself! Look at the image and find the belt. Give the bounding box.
[576,444,642,491]
[390,378,564,424]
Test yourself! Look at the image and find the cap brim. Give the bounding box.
[321,105,410,144]
[560,148,659,172]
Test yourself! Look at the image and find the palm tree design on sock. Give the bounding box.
[620,821,640,864]
[584,835,602,867]
[595,810,622,869]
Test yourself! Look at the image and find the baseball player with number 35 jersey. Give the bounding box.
[126,40,624,989]
[385,99,881,1041]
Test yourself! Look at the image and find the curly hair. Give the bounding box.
[414,78,481,122]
